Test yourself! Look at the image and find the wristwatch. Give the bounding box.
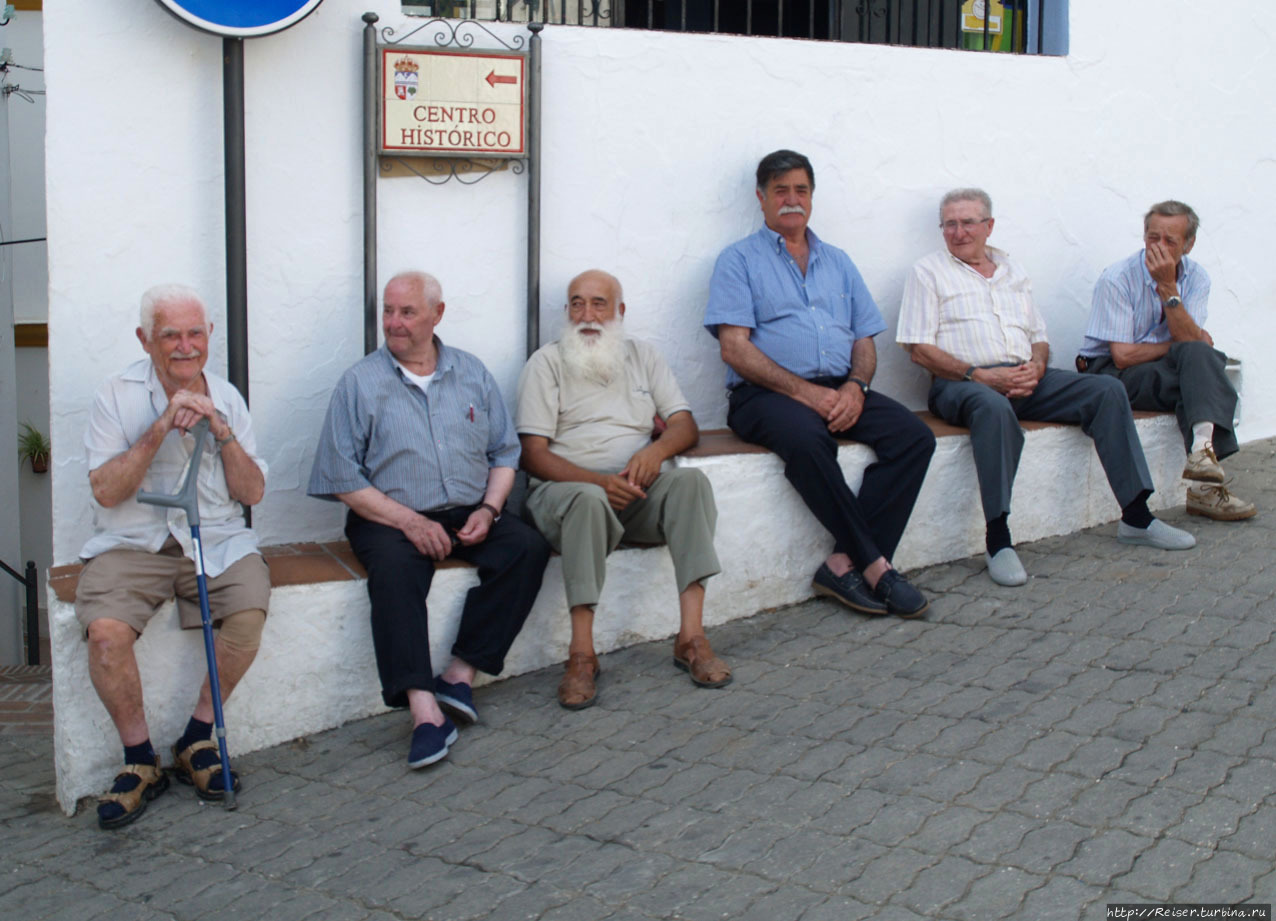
[479,502,502,523]
[962,366,977,382]
[849,376,870,395]
[1163,295,1183,310]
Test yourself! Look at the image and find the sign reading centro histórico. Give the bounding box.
[379,46,527,158]
[153,0,326,38]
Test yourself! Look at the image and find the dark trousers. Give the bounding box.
[1084,340,1238,460]
[346,507,551,709]
[728,379,936,572]
[929,368,1153,523]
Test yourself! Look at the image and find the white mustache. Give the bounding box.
[575,322,605,334]
[172,350,203,359]
[778,205,807,217]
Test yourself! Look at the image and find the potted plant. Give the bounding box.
[18,422,50,474]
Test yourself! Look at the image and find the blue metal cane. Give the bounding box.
[137,418,237,810]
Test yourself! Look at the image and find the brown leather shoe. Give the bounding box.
[673,635,733,688]
[558,652,600,710]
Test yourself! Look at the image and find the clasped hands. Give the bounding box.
[163,389,232,443]
[601,442,667,512]
[806,380,866,432]
[973,363,1043,399]
[402,506,496,560]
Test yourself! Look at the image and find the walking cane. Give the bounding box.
[137,417,237,810]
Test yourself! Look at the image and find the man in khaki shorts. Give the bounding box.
[517,269,730,710]
[76,284,269,829]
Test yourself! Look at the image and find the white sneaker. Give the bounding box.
[1117,519,1196,551]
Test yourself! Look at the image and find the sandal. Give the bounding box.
[673,635,733,688]
[557,652,600,710]
[172,738,241,801]
[97,758,169,830]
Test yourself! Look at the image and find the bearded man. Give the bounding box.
[517,269,730,710]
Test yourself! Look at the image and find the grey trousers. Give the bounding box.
[929,367,1154,523]
[525,467,721,609]
[1084,340,1238,460]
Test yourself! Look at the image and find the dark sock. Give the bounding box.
[123,739,156,766]
[100,739,156,822]
[1121,494,1154,529]
[985,514,1012,555]
[176,717,213,752]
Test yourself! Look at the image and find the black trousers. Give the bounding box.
[728,378,936,572]
[346,507,551,709]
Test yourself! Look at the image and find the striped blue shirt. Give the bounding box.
[307,342,519,512]
[1080,250,1210,358]
[704,226,886,388]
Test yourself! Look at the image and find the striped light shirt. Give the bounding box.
[897,246,1047,365]
[307,341,519,513]
[1080,250,1210,358]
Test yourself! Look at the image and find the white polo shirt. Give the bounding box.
[80,358,267,578]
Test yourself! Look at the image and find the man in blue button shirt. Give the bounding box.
[1080,201,1253,522]
[309,271,551,768]
[705,150,935,618]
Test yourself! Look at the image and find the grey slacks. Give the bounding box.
[1084,340,1238,460]
[525,467,721,609]
[929,367,1153,523]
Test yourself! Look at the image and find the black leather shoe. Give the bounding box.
[872,570,929,618]
[812,563,888,615]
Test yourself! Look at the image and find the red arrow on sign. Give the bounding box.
[485,70,518,87]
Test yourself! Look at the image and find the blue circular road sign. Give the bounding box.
[154,0,326,38]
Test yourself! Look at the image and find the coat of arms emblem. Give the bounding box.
[393,56,419,100]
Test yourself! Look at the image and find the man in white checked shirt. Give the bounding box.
[898,189,1194,587]
[1079,200,1254,522]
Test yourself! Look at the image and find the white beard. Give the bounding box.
[559,319,626,385]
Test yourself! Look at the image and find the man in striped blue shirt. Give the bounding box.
[1080,201,1254,521]
[309,272,551,769]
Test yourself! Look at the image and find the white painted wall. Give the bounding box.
[46,0,1276,564]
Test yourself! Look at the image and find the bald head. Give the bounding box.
[567,269,623,306]
[386,270,443,308]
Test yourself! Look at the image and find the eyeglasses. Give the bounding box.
[940,218,991,233]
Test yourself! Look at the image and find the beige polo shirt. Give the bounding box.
[516,337,692,477]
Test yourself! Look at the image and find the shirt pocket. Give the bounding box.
[462,406,491,456]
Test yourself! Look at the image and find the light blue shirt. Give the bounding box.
[308,341,519,512]
[1081,250,1210,358]
[704,226,886,388]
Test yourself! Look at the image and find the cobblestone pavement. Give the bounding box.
[3,439,1275,921]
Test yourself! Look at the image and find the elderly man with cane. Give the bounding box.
[76,284,269,829]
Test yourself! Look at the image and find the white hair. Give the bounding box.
[939,188,993,222]
[139,284,207,341]
[559,316,626,385]
[386,270,443,307]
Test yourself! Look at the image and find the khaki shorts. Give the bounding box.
[75,538,271,635]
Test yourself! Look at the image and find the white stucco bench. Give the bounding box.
[47,410,1186,813]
